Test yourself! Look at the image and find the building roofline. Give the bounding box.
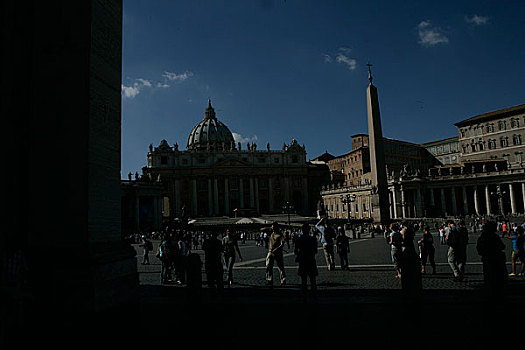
[454,103,525,127]
[420,136,458,146]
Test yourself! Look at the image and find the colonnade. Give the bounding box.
[173,175,309,217]
[389,181,525,219]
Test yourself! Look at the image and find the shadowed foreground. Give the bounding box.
[6,283,522,349]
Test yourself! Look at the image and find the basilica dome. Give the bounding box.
[187,99,235,151]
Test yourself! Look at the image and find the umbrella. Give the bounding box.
[235,217,254,224]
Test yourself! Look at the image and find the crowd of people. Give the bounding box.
[385,218,525,296]
[134,216,525,300]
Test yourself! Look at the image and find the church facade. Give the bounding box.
[121,100,329,233]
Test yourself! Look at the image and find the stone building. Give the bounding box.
[326,134,438,188]
[121,100,329,232]
[420,136,461,165]
[321,76,525,221]
[455,103,525,167]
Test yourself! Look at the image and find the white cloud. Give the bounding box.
[336,53,357,70]
[121,84,140,98]
[324,47,357,70]
[122,71,193,99]
[162,70,194,82]
[136,78,152,87]
[465,15,489,25]
[121,78,152,99]
[232,132,258,145]
[417,20,449,47]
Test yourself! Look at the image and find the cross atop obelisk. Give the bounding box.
[366,62,373,84]
[366,64,390,224]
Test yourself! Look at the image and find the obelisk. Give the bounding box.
[366,64,390,223]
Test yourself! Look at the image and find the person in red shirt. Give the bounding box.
[502,222,508,239]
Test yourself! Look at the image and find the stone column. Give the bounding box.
[509,183,518,214]
[485,185,491,215]
[522,183,525,213]
[429,188,435,207]
[474,185,481,216]
[401,187,407,218]
[208,178,213,215]
[284,177,290,203]
[450,187,457,216]
[5,0,137,313]
[175,179,181,218]
[416,187,423,218]
[462,186,469,215]
[302,177,309,215]
[254,177,260,214]
[392,188,398,219]
[440,188,446,216]
[192,178,198,216]
[239,178,244,209]
[214,178,219,215]
[153,195,158,230]
[249,177,255,208]
[224,177,230,216]
[388,191,394,218]
[358,196,363,219]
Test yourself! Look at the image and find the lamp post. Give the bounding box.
[340,194,357,238]
[283,201,294,230]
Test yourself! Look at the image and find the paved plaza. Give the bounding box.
[134,230,525,299]
[121,230,525,348]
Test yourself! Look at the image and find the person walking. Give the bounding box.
[140,235,153,265]
[439,226,446,245]
[446,220,468,282]
[418,225,436,274]
[501,221,508,239]
[336,227,350,270]
[173,231,187,285]
[400,221,422,296]
[476,221,508,298]
[202,232,224,297]
[222,228,243,285]
[294,223,318,303]
[315,217,336,271]
[158,234,171,284]
[389,223,403,278]
[506,225,525,277]
[261,222,286,286]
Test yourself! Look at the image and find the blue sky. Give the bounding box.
[121,0,525,178]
